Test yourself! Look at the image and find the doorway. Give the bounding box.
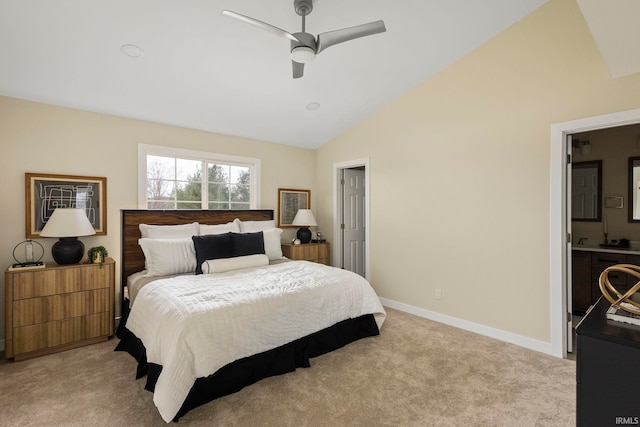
[551,108,640,358]
[333,158,370,279]
[341,167,366,276]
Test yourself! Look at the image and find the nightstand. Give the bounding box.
[5,258,115,361]
[281,242,329,265]
[576,297,640,424]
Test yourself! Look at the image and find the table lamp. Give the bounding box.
[40,208,96,264]
[292,209,317,244]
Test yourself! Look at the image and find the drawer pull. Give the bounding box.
[597,258,623,263]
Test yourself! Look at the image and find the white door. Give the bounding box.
[572,167,599,219]
[342,168,366,276]
[633,167,640,219]
[566,135,574,353]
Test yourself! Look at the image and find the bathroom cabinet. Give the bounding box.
[572,249,640,314]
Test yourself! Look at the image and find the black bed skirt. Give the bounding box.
[115,314,380,421]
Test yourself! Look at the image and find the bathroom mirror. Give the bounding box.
[572,160,602,221]
[628,157,640,222]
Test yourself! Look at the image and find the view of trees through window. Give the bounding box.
[146,155,251,209]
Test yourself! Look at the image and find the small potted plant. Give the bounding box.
[86,246,108,267]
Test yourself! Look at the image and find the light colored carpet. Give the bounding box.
[0,308,576,426]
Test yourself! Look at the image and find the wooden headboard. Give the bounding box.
[121,209,274,283]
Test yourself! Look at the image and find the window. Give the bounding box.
[138,144,260,210]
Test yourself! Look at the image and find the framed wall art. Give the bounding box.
[25,172,107,238]
[278,188,310,228]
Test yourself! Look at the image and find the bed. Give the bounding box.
[115,209,386,422]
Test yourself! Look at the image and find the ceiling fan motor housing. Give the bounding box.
[294,0,313,16]
[291,32,317,62]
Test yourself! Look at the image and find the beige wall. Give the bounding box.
[316,0,640,344]
[0,96,315,345]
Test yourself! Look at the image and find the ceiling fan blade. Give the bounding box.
[292,60,304,79]
[316,20,386,54]
[221,10,300,42]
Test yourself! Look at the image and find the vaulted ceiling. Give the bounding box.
[0,1,635,149]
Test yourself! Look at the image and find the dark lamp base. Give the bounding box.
[296,227,312,244]
[52,237,85,265]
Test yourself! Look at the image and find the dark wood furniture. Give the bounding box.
[5,258,115,361]
[281,242,329,265]
[576,297,640,426]
[572,250,592,313]
[572,249,640,314]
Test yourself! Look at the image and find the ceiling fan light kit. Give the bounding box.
[291,46,316,63]
[222,0,386,78]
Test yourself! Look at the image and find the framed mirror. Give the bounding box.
[572,160,602,221]
[628,157,640,222]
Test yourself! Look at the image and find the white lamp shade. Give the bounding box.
[40,208,96,237]
[292,209,317,227]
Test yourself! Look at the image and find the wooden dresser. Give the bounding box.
[5,258,115,361]
[281,242,329,265]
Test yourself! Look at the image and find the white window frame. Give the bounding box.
[137,143,261,209]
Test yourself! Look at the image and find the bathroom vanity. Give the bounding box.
[572,246,640,314]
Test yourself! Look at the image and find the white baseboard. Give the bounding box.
[380,298,554,357]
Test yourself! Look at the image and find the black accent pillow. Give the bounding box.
[232,232,265,257]
[192,233,234,274]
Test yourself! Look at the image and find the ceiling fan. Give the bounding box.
[221,0,386,79]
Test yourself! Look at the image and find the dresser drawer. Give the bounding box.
[13,312,111,355]
[13,288,110,328]
[281,243,329,264]
[12,266,111,300]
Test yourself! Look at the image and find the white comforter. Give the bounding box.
[126,260,386,422]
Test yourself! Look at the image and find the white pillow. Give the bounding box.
[138,238,196,277]
[139,222,199,239]
[199,220,241,235]
[262,228,284,261]
[201,254,269,274]
[239,219,276,232]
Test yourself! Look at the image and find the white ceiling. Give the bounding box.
[576,0,640,79]
[1,1,632,150]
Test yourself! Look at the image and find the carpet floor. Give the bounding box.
[0,308,576,426]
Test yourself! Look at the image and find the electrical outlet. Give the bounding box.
[435,288,442,300]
